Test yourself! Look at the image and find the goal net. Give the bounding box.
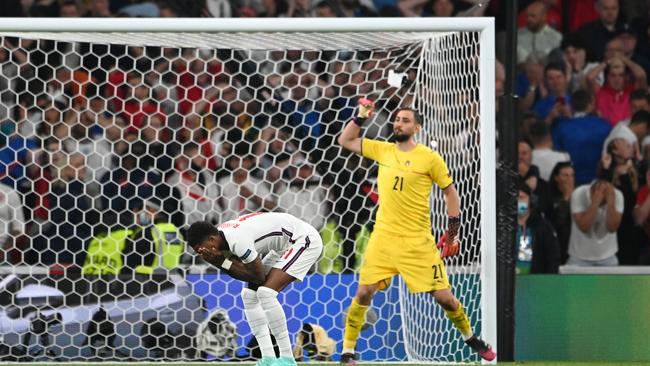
[0,18,495,362]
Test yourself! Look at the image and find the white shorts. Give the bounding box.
[261,232,323,281]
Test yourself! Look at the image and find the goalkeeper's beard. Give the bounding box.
[393,132,412,143]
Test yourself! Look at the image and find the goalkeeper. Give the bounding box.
[337,99,496,363]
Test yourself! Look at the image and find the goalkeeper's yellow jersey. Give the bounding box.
[361,138,453,237]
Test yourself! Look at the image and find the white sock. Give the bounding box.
[241,288,276,358]
[257,286,293,358]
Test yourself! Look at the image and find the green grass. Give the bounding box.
[8,363,650,366]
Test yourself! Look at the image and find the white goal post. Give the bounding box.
[0,17,495,363]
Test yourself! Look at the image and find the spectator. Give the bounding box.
[117,2,160,17]
[519,137,552,218]
[629,89,650,116]
[516,0,562,31]
[517,52,547,112]
[398,0,454,17]
[166,142,220,228]
[176,55,222,116]
[83,198,184,275]
[0,105,39,191]
[206,0,234,17]
[532,62,571,124]
[338,0,377,17]
[516,181,561,274]
[574,0,627,62]
[217,154,276,222]
[124,198,184,275]
[529,121,570,181]
[79,116,127,197]
[120,73,161,129]
[589,58,647,126]
[254,126,302,171]
[517,1,563,65]
[553,89,612,185]
[548,161,575,264]
[601,139,641,265]
[429,0,456,17]
[314,0,338,16]
[0,182,25,264]
[331,156,377,272]
[85,0,112,16]
[59,0,80,17]
[28,152,98,266]
[99,140,183,228]
[633,168,650,264]
[276,158,329,231]
[285,0,311,16]
[140,113,176,174]
[617,29,650,82]
[602,110,650,162]
[568,179,623,266]
[561,35,589,93]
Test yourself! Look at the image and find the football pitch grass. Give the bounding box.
[7,362,650,366]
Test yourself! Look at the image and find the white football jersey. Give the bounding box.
[217,212,318,264]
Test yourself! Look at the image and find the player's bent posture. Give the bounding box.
[337,99,496,364]
[187,212,324,366]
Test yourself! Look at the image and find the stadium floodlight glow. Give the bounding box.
[0,17,494,362]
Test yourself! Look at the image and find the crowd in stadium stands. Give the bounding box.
[509,0,650,271]
[0,0,649,273]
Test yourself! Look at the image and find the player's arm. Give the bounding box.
[337,98,374,154]
[443,184,461,243]
[198,231,266,284]
[200,250,265,285]
[438,184,461,257]
[219,256,266,285]
[443,184,461,219]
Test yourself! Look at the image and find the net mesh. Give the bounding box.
[0,29,482,362]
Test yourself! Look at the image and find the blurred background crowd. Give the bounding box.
[0,0,649,275]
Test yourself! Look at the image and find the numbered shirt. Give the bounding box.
[361,139,453,237]
[218,212,316,264]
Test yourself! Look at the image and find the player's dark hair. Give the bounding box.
[398,107,423,125]
[187,221,219,249]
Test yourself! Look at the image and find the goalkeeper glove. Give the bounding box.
[437,232,459,258]
[353,98,375,126]
[437,216,460,258]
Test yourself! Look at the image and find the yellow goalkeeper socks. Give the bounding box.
[444,301,473,341]
[343,298,369,353]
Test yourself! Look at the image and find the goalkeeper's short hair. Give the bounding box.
[398,107,423,125]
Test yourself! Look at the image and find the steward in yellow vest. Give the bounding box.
[83,199,184,275]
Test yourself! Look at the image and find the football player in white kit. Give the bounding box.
[187,212,323,366]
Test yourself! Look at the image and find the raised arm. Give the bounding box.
[574,182,605,233]
[337,98,374,155]
[585,61,607,94]
[621,57,648,90]
[604,183,622,232]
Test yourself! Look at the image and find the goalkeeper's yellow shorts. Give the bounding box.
[358,230,450,293]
